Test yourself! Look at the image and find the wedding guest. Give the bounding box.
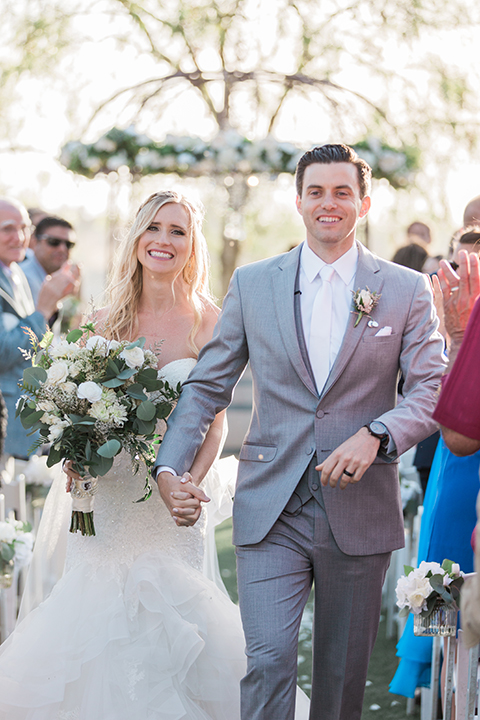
[450,227,480,269]
[22,215,78,304]
[433,251,480,648]
[463,196,480,227]
[407,221,432,247]
[392,242,428,272]
[390,250,480,700]
[0,198,79,460]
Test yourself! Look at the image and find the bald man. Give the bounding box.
[0,198,79,459]
[464,196,480,227]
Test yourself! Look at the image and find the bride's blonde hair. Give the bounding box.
[106,190,214,354]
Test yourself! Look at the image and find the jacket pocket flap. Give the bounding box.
[239,444,277,462]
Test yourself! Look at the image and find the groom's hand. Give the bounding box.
[316,427,380,489]
[156,471,210,527]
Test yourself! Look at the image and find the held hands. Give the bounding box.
[156,471,210,527]
[315,427,381,489]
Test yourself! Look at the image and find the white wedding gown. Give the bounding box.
[0,359,310,720]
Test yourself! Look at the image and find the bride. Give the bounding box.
[0,191,248,719]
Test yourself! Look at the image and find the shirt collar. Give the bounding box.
[300,240,358,286]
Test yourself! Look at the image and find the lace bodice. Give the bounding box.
[64,358,203,577]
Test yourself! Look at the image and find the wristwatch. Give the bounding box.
[363,421,389,448]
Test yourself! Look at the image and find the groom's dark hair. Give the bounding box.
[295,144,372,199]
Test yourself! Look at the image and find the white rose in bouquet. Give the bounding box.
[48,420,70,443]
[59,381,78,396]
[77,382,103,403]
[86,335,109,354]
[120,346,145,368]
[47,362,69,385]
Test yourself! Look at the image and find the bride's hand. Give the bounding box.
[63,460,81,493]
[156,471,210,527]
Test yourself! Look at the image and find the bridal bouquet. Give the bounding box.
[395,559,465,619]
[17,323,180,536]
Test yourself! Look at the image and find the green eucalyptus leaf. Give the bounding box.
[102,378,125,388]
[136,400,156,421]
[23,366,47,389]
[125,337,146,350]
[134,418,155,435]
[126,383,147,400]
[442,559,454,574]
[21,410,45,429]
[1,544,14,562]
[107,358,120,375]
[116,368,136,380]
[66,328,83,343]
[88,453,114,476]
[97,439,121,458]
[46,444,63,467]
[15,396,27,418]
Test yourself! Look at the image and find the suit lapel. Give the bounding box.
[272,244,317,396]
[0,264,34,317]
[321,242,384,398]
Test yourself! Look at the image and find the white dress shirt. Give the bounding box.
[300,241,358,372]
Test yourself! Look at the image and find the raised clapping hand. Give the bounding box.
[156,471,210,527]
[432,250,480,343]
[315,426,381,489]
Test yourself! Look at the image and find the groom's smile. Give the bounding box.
[296,162,370,262]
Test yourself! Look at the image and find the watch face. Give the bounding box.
[370,421,387,436]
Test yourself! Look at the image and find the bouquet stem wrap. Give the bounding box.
[70,475,98,536]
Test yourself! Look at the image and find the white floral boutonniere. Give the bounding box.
[352,287,381,327]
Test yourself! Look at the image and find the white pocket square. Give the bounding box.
[374,326,392,337]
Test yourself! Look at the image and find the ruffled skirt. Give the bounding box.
[0,550,246,720]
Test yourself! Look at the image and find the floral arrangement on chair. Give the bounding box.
[395,559,464,619]
[0,519,34,588]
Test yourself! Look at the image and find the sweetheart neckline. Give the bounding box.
[158,357,196,374]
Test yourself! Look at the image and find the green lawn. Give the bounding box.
[215,519,409,719]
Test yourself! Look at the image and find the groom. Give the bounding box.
[155,144,445,719]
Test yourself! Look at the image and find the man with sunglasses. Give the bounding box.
[22,216,77,303]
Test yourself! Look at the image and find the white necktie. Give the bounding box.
[309,265,335,393]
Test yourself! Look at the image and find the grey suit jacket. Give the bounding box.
[0,264,47,457]
[155,242,446,555]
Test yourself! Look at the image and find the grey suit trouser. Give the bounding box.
[235,461,391,720]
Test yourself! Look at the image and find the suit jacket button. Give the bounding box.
[258,453,264,460]
[316,409,325,419]
[306,447,314,455]
[311,483,319,491]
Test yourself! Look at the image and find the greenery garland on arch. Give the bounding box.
[60,126,419,188]
[60,127,419,291]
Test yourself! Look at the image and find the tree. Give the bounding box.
[2,0,480,285]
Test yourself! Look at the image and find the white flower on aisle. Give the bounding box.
[395,559,465,619]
